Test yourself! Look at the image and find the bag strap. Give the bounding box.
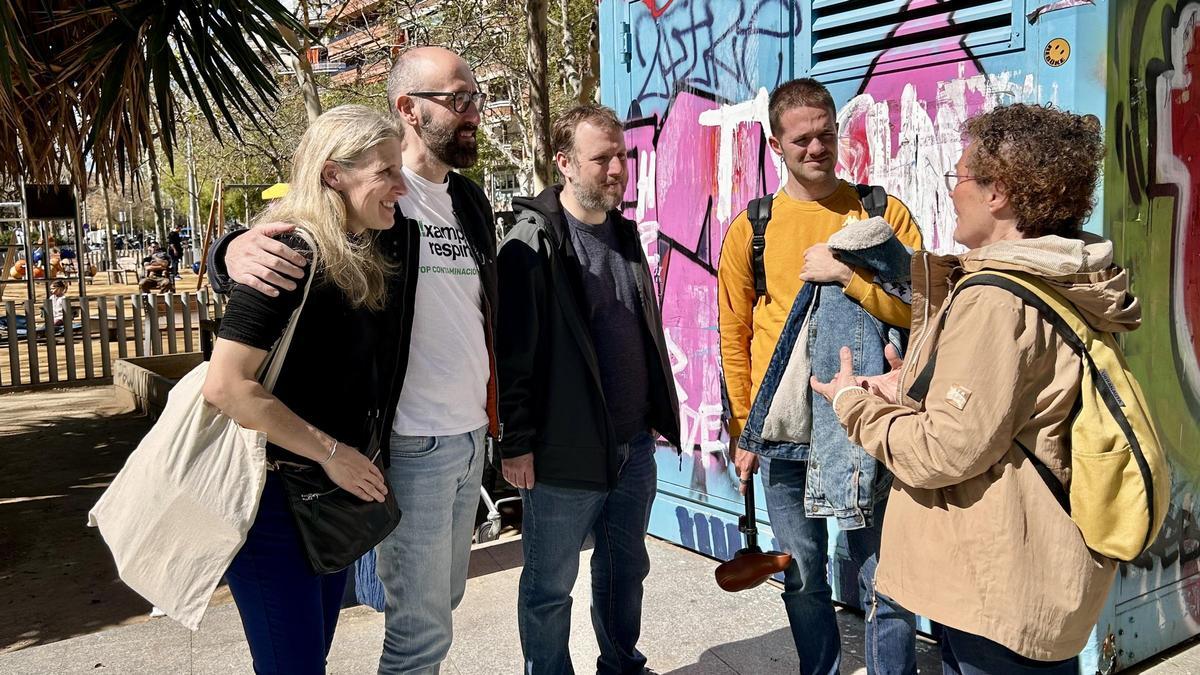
[908,272,1082,402]
[747,194,773,300]
[854,184,888,219]
[259,228,319,393]
[1016,438,1071,513]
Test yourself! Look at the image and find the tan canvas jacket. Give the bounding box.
[833,234,1142,660]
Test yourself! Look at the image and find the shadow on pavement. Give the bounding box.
[0,390,153,653]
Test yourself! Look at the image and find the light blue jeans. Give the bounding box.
[517,432,657,675]
[375,426,487,675]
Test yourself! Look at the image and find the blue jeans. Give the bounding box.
[375,426,487,674]
[518,432,657,675]
[940,626,1078,675]
[226,473,349,675]
[760,457,916,675]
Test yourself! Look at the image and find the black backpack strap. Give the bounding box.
[854,183,889,219]
[747,195,773,300]
[905,274,1077,513]
[1016,438,1072,513]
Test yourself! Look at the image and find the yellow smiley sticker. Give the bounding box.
[1044,38,1070,67]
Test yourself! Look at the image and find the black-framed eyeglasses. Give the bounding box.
[943,172,988,192]
[407,91,488,113]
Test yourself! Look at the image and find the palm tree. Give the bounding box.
[0,1,308,192]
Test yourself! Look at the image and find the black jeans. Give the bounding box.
[940,625,1078,675]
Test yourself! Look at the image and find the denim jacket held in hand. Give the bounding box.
[739,218,912,530]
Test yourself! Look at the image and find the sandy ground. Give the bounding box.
[2,265,207,303]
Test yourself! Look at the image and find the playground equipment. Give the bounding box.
[0,183,88,300]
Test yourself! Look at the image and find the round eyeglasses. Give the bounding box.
[407,91,488,113]
[943,172,988,192]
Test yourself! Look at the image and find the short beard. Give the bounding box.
[420,108,478,169]
[573,183,622,213]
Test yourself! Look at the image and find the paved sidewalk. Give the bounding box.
[3,535,1200,674]
[0,536,933,674]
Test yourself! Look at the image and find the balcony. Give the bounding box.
[311,60,347,74]
[331,58,391,86]
[322,0,385,23]
[484,100,515,117]
[325,22,395,62]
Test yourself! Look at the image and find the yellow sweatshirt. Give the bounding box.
[717,181,923,437]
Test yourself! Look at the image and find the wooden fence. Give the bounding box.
[0,291,226,390]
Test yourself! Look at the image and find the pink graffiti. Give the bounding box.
[618,4,1037,447]
[837,1,991,252]
[624,91,778,451]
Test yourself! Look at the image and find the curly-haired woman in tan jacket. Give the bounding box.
[814,104,1139,674]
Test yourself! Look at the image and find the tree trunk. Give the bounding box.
[525,0,553,191]
[276,15,322,124]
[558,0,581,99]
[100,176,117,271]
[291,53,323,124]
[145,141,167,245]
[580,9,600,104]
[185,122,200,238]
[555,0,599,105]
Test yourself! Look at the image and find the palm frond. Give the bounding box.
[0,0,309,192]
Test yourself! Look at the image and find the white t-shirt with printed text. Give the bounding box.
[390,167,490,437]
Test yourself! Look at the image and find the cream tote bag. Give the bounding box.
[88,234,316,629]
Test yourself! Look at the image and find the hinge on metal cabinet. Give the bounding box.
[621,21,632,72]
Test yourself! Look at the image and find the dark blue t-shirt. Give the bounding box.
[564,209,650,444]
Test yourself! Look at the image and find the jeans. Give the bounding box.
[226,473,349,675]
[518,432,657,675]
[760,457,916,675]
[940,626,1078,675]
[375,426,487,674]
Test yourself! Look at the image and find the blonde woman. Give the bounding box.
[202,104,407,674]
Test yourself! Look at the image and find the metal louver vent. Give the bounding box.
[806,0,1020,78]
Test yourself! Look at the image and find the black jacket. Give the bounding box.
[167,231,184,258]
[496,186,681,490]
[208,171,499,456]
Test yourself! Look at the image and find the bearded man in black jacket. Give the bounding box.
[497,104,681,675]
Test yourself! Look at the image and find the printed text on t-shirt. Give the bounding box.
[424,222,473,262]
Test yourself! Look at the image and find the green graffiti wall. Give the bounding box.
[1109,0,1200,484]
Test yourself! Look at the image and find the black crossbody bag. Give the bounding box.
[275,409,400,575]
[270,233,402,575]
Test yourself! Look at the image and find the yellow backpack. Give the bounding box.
[909,270,1171,561]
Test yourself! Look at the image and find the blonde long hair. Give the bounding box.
[257,104,401,311]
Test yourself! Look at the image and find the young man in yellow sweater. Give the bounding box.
[716,79,922,674]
